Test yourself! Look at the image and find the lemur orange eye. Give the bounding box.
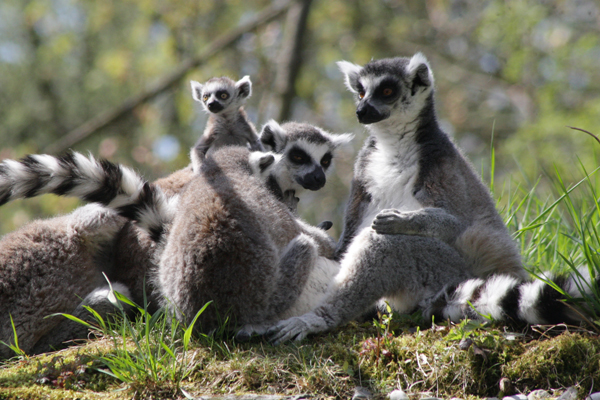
[202,95,209,102]
[220,93,229,99]
[383,88,393,96]
[358,91,365,99]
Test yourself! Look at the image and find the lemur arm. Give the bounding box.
[193,134,216,160]
[372,207,465,245]
[335,178,371,259]
[296,219,336,259]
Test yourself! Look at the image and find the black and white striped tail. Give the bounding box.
[426,268,598,326]
[0,152,178,241]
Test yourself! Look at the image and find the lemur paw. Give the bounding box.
[372,209,416,235]
[266,316,313,344]
[236,323,269,342]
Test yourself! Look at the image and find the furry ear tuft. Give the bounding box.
[235,75,252,99]
[336,61,363,93]
[190,80,204,102]
[406,53,434,95]
[331,133,354,148]
[260,120,287,152]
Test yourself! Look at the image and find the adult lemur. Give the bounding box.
[0,121,351,356]
[268,53,592,344]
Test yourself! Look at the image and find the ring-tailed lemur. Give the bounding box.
[189,75,264,172]
[266,53,571,344]
[157,146,344,335]
[0,123,352,355]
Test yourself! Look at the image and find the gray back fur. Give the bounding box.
[156,147,335,333]
[0,204,125,358]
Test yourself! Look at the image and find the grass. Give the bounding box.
[3,166,600,399]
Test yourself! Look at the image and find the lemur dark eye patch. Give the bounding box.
[288,146,310,165]
[375,78,399,98]
[320,153,332,169]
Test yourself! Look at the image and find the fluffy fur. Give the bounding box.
[0,204,127,358]
[157,146,338,334]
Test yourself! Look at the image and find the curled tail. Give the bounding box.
[425,268,599,326]
[0,152,177,241]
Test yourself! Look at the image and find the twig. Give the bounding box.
[43,0,295,154]
[568,126,600,146]
[560,301,600,334]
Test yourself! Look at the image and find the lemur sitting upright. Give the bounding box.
[267,53,593,344]
[189,76,264,172]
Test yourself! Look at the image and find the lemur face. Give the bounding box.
[190,76,252,115]
[337,53,435,125]
[259,120,353,192]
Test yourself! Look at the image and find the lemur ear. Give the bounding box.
[406,53,434,95]
[235,75,252,99]
[258,154,275,172]
[330,133,355,148]
[190,80,204,102]
[260,120,287,152]
[336,61,363,93]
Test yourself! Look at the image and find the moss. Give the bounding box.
[504,332,599,395]
[1,324,599,399]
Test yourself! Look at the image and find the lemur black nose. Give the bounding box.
[297,166,326,191]
[356,106,368,120]
[207,102,224,113]
[356,102,385,124]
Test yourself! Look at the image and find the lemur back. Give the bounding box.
[158,146,337,333]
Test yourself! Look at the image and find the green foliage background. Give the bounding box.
[1,0,599,241]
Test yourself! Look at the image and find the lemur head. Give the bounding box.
[190,76,252,115]
[337,53,434,127]
[259,120,353,192]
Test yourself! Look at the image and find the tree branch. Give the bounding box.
[44,0,295,154]
[273,0,313,122]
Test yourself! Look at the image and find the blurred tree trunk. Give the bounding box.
[271,0,313,122]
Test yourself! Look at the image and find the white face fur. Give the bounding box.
[259,120,353,192]
[190,76,252,115]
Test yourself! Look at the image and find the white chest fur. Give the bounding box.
[359,135,422,231]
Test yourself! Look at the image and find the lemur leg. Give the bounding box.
[31,283,133,354]
[236,233,318,340]
[267,229,471,344]
[372,207,464,244]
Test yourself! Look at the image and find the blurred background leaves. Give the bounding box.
[0,0,599,238]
